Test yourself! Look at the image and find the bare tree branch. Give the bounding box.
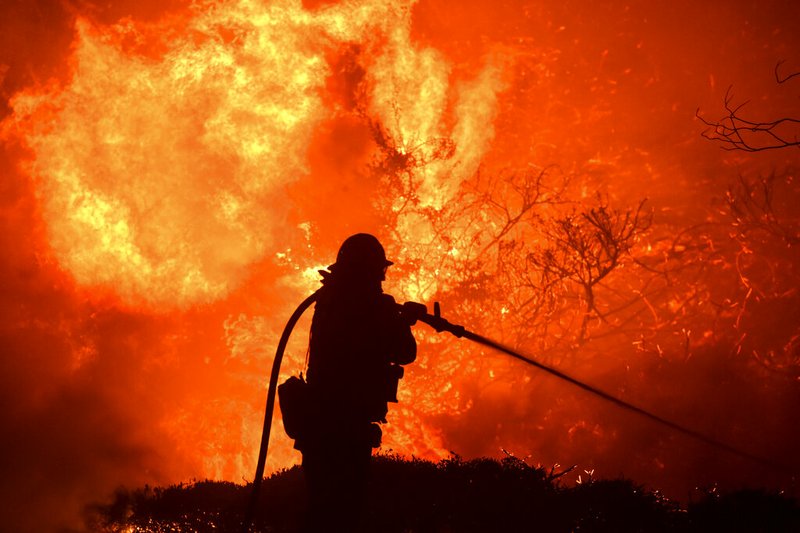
[775,59,800,84]
[697,61,800,152]
[696,86,800,152]
[726,171,800,246]
[524,199,652,342]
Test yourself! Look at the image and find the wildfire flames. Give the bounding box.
[1,0,799,530]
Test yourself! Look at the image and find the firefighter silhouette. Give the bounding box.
[297,233,416,531]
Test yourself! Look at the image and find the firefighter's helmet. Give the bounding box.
[331,233,393,275]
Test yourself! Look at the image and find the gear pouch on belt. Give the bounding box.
[278,374,309,440]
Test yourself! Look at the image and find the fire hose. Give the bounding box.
[243,290,320,530]
[243,295,792,531]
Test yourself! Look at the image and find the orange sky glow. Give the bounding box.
[1,0,799,530]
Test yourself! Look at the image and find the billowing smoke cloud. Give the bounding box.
[1,0,799,531]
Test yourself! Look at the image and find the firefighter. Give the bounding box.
[298,233,417,532]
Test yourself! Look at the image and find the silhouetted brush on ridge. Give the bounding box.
[88,454,800,533]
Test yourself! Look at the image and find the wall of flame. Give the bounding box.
[1,0,799,530]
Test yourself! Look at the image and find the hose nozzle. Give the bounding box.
[401,301,466,337]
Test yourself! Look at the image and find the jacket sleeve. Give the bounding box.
[380,294,417,365]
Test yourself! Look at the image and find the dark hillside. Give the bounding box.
[89,454,799,532]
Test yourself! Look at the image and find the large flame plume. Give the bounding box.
[1,0,799,530]
[8,0,499,307]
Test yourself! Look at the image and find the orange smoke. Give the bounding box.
[1,0,799,531]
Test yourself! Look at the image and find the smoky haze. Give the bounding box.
[1,0,799,531]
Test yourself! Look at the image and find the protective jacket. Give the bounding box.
[298,272,416,451]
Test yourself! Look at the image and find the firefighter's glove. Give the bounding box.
[400,301,428,326]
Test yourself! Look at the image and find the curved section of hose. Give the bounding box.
[243,290,319,531]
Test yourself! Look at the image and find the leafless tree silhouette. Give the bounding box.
[696,62,800,152]
[526,200,652,342]
[727,171,800,246]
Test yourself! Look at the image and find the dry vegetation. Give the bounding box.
[89,454,800,532]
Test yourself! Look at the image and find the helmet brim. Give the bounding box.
[328,259,393,271]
